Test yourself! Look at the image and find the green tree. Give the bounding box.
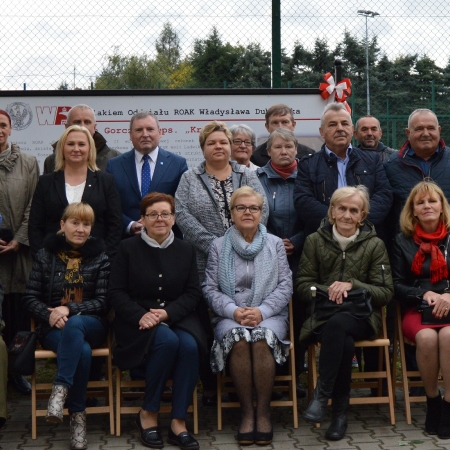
[155,22,181,68]
[190,27,244,87]
[229,43,271,88]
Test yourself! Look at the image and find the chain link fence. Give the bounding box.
[3,1,450,145]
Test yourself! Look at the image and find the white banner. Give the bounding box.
[1,91,325,171]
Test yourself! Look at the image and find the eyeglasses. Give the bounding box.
[144,213,174,221]
[233,205,262,214]
[232,139,253,147]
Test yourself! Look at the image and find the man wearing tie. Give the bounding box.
[106,111,188,237]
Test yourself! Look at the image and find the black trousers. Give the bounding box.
[316,313,373,397]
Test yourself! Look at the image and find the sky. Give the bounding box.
[3,0,450,90]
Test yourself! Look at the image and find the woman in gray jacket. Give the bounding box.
[203,187,292,446]
[175,121,268,405]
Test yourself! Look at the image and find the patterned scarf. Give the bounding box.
[412,221,449,283]
[58,250,84,304]
[218,224,278,307]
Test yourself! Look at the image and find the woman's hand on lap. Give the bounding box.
[328,281,353,304]
[149,309,169,323]
[48,306,70,328]
[139,311,160,330]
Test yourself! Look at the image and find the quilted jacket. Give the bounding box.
[23,233,110,336]
[296,218,394,343]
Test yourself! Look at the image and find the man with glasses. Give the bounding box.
[250,104,314,167]
[106,111,188,237]
[230,124,259,170]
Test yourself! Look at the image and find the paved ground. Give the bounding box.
[1,388,449,450]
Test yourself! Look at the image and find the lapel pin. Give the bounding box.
[160,162,164,165]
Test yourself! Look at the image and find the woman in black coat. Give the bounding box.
[23,202,110,450]
[109,192,206,450]
[29,125,122,260]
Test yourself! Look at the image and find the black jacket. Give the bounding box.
[109,236,208,370]
[29,169,122,260]
[23,233,110,336]
[251,141,314,167]
[384,140,450,237]
[294,144,393,237]
[44,131,121,173]
[392,231,450,309]
[356,141,397,163]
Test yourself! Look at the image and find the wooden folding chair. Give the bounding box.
[115,370,198,436]
[307,308,395,425]
[217,300,298,430]
[392,302,444,424]
[30,319,115,439]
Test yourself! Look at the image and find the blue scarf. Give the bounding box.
[218,224,278,307]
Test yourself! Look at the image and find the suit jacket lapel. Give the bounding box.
[54,171,69,207]
[81,169,97,203]
[151,149,171,191]
[122,150,141,198]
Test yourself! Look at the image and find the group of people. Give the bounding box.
[1,100,450,449]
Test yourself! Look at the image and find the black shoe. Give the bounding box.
[237,430,254,445]
[254,427,273,445]
[303,378,332,423]
[167,428,199,450]
[438,399,450,439]
[134,412,163,449]
[325,396,349,441]
[425,394,442,435]
[9,374,31,396]
[201,394,217,407]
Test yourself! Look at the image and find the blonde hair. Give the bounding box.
[400,181,450,236]
[57,202,95,234]
[199,121,233,150]
[328,186,370,225]
[55,125,99,171]
[230,186,263,210]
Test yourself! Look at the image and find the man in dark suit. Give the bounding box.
[250,103,314,167]
[106,111,188,236]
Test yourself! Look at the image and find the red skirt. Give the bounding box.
[402,307,450,343]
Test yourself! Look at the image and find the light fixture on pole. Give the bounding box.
[357,10,379,115]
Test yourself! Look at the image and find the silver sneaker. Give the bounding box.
[46,385,68,423]
[70,411,87,449]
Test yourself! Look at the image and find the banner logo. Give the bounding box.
[6,102,33,130]
[35,106,71,125]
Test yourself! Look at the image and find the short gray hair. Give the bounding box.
[67,104,96,124]
[320,103,351,128]
[328,185,370,225]
[407,108,439,129]
[354,115,381,132]
[266,128,298,150]
[130,111,160,131]
[229,124,256,146]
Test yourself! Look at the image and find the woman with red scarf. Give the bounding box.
[393,180,450,439]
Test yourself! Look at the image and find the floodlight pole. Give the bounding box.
[357,10,379,115]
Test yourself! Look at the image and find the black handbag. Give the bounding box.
[311,287,373,322]
[7,255,56,375]
[8,331,38,376]
[412,277,450,325]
